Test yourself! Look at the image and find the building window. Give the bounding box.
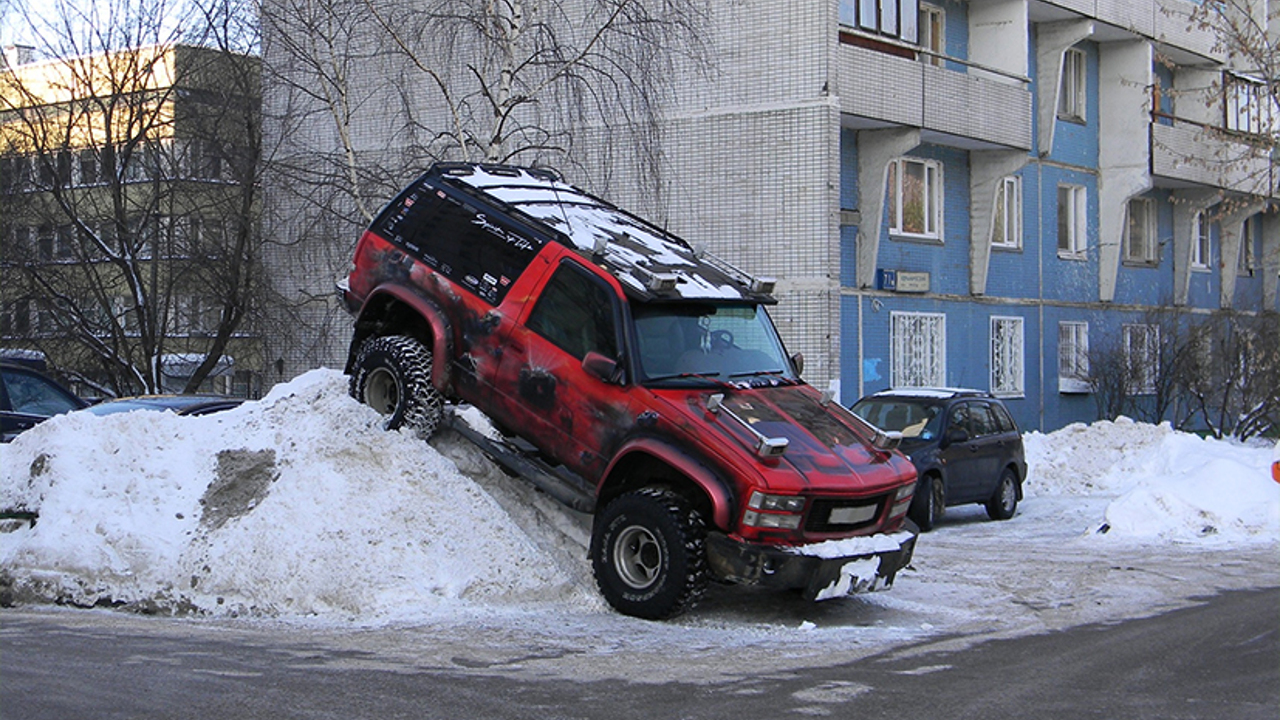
[1124,197,1157,265]
[918,4,944,66]
[1,155,32,192]
[990,316,1024,398]
[1225,72,1278,136]
[1238,214,1260,277]
[1058,321,1089,393]
[855,0,920,43]
[1058,48,1086,122]
[991,175,1021,249]
[887,157,943,240]
[37,150,73,189]
[891,311,946,388]
[1123,323,1159,395]
[0,300,31,338]
[1192,211,1211,270]
[1057,184,1087,258]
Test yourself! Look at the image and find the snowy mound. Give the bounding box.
[1026,418,1279,543]
[0,370,596,619]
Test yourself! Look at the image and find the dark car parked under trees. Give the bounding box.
[851,389,1027,531]
[1,360,90,442]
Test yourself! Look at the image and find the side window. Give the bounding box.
[970,402,999,437]
[990,402,1018,434]
[526,263,619,361]
[1,369,81,416]
[375,182,541,305]
[947,403,970,437]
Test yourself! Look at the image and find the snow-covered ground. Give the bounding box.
[2,369,1277,675]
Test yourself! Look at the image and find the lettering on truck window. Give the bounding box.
[377,184,541,305]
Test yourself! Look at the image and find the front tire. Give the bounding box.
[350,335,444,439]
[590,488,708,620]
[985,468,1019,520]
[908,475,944,532]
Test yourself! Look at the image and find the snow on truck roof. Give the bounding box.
[435,163,775,303]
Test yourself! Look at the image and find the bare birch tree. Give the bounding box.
[0,0,264,396]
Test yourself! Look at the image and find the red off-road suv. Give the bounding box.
[340,163,919,619]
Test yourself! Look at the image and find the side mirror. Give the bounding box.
[582,351,622,384]
[790,352,805,377]
[945,426,970,445]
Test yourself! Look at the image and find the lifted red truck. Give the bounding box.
[340,163,919,619]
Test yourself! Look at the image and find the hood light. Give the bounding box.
[707,393,789,458]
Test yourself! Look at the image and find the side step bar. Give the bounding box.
[444,410,597,513]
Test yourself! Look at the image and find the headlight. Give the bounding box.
[742,491,806,530]
[748,491,806,513]
[889,482,914,518]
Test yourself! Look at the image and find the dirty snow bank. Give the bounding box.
[1024,417,1279,542]
[0,370,596,619]
[1,374,1276,629]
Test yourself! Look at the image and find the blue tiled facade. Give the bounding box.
[835,0,1278,432]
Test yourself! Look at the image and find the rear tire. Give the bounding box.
[985,468,1019,521]
[350,335,444,439]
[591,488,708,620]
[908,475,943,532]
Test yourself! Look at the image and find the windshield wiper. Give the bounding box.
[727,369,796,385]
[643,371,731,387]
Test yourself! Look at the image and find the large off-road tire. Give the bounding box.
[349,334,444,439]
[985,467,1020,521]
[590,487,708,620]
[908,474,944,532]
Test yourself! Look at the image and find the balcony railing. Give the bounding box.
[1149,113,1277,198]
[836,34,1032,150]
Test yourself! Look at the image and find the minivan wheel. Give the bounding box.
[986,468,1019,521]
[908,475,944,532]
[350,335,444,439]
[591,488,708,620]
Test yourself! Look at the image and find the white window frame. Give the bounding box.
[891,311,946,388]
[1123,323,1159,395]
[1191,211,1211,270]
[1238,214,1259,277]
[1057,184,1087,258]
[991,175,1022,250]
[918,4,944,66]
[1058,321,1090,393]
[1124,197,1158,265]
[1058,48,1087,122]
[1225,72,1279,136]
[887,157,944,241]
[854,0,920,43]
[990,316,1025,398]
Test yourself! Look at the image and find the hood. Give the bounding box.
[659,384,915,496]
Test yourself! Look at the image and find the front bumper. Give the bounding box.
[705,524,918,601]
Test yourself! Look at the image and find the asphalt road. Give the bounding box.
[2,587,1277,720]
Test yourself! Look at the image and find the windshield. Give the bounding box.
[632,303,797,386]
[851,398,944,440]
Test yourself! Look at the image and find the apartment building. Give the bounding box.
[262,0,1277,431]
[1,44,263,397]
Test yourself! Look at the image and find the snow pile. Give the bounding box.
[0,370,596,619]
[1026,418,1279,543]
[1,371,1276,626]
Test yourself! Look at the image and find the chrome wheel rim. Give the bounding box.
[365,367,400,416]
[614,525,662,590]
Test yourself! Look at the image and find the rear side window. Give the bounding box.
[374,182,541,305]
[991,402,1018,433]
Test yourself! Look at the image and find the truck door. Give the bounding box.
[492,259,637,480]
